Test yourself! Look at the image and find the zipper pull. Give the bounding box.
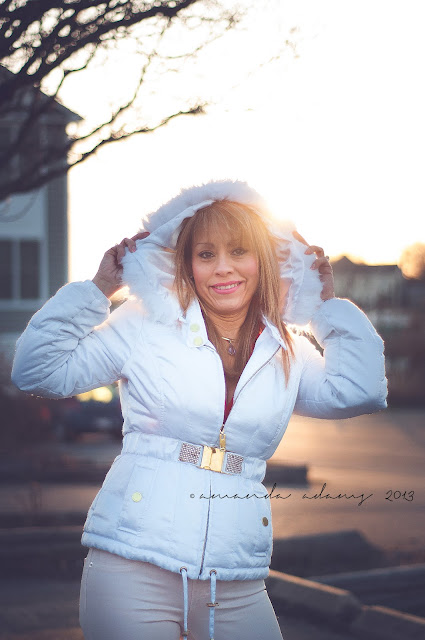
[219,425,226,451]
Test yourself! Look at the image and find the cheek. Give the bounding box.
[245,258,260,286]
[191,260,208,287]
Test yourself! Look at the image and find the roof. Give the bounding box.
[332,255,400,274]
[0,65,81,123]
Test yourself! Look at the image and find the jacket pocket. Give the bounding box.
[253,486,273,558]
[117,457,159,535]
[84,455,123,533]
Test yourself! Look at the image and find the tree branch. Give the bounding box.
[0,0,252,201]
[0,45,97,172]
[1,0,199,102]
[0,103,206,202]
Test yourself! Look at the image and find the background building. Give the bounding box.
[332,255,425,405]
[0,79,80,360]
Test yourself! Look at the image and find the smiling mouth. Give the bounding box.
[211,282,242,292]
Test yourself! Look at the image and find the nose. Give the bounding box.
[215,251,234,275]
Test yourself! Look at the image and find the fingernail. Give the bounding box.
[310,263,316,269]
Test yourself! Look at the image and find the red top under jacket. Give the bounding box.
[223,324,264,423]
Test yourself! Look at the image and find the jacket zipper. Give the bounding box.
[218,345,281,447]
[198,344,281,575]
[199,345,223,576]
[198,473,212,576]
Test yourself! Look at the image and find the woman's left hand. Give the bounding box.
[292,231,336,301]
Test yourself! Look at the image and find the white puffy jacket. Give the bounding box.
[11,180,388,639]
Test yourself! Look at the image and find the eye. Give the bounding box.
[198,251,214,259]
[232,247,247,256]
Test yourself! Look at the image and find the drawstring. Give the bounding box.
[207,569,219,640]
[180,566,189,639]
[180,566,220,640]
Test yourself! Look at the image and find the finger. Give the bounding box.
[311,256,332,270]
[124,231,150,252]
[116,237,129,251]
[117,237,136,258]
[319,271,332,280]
[123,236,137,254]
[116,247,124,264]
[116,239,129,262]
[305,244,325,257]
[131,231,150,241]
[292,230,309,246]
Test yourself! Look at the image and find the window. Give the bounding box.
[20,240,40,298]
[0,239,41,300]
[20,126,41,180]
[0,126,16,186]
[0,123,42,188]
[0,240,13,298]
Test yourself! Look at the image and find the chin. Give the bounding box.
[211,299,247,314]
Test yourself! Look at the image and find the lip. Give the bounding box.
[210,281,243,294]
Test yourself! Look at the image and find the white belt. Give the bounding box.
[178,440,244,474]
[121,431,267,482]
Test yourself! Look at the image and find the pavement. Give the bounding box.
[2,408,425,638]
[0,573,351,640]
[1,527,425,640]
[1,568,425,640]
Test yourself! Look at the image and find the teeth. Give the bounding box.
[215,283,239,290]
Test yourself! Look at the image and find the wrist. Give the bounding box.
[92,275,117,299]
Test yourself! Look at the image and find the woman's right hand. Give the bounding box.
[92,232,150,299]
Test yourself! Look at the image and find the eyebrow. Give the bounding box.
[194,240,243,248]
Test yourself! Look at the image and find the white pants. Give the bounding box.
[79,548,284,640]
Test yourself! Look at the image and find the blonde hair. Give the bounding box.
[174,201,295,386]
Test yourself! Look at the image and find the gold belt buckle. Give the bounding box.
[200,445,225,472]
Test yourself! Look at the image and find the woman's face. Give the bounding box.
[191,224,259,318]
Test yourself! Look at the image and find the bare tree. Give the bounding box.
[0,0,242,201]
[399,242,425,280]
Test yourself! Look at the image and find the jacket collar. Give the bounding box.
[178,299,209,350]
[178,298,287,353]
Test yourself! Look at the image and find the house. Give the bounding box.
[331,255,425,405]
[331,255,425,318]
[331,255,406,310]
[0,68,80,360]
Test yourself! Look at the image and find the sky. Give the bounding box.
[57,0,425,283]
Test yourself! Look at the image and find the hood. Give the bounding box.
[120,179,323,328]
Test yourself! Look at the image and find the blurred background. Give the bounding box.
[0,1,424,638]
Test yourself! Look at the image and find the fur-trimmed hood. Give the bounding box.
[120,179,323,327]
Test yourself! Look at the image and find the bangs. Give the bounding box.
[190,201,257,250]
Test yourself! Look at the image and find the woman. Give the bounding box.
[11,179,388,640]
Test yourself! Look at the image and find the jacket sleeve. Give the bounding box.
[293,297,388,419]
[11,279,143,399]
